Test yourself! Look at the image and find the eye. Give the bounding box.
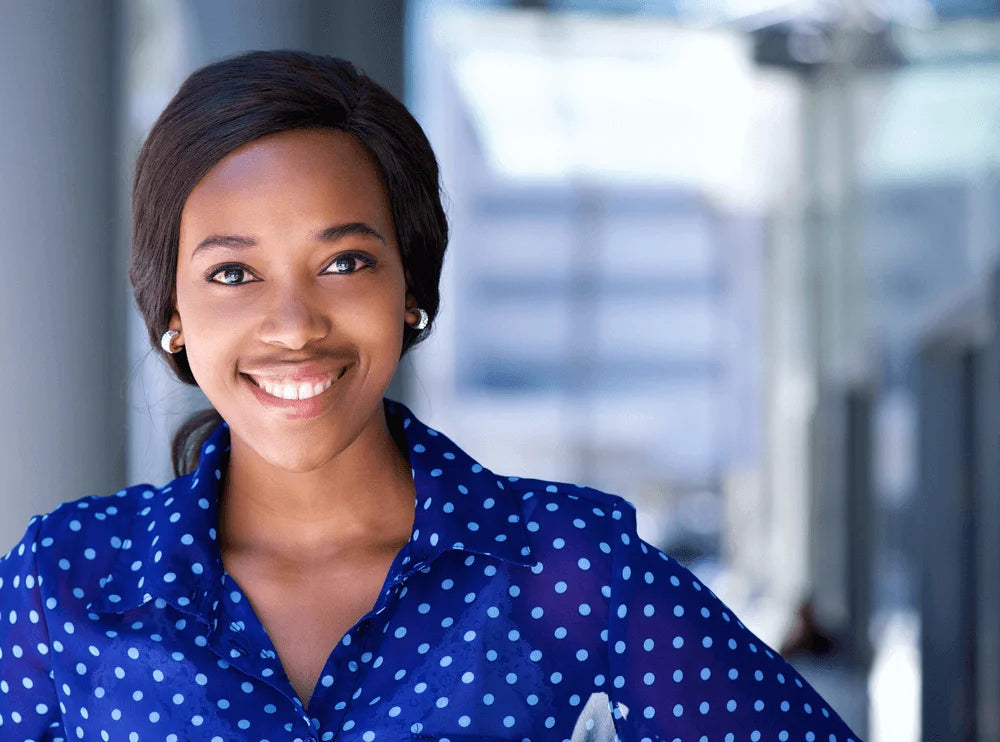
[324,252,376,275]
[206,264,257,285]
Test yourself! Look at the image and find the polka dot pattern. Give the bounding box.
[0,399,860,741]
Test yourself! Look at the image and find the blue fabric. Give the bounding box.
[0,399,860,742]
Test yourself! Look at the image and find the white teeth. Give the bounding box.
[252,376,334,400]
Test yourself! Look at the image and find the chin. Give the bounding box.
[253,437,339,474]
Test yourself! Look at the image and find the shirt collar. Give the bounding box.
[385,399,534,577]
[88,398,533,617]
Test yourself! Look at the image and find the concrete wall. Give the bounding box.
[0,0,123,553]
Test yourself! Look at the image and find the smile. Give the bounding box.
[244,365,349,403]
[249,376,334,400]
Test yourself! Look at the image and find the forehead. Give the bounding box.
[179,128,393,248]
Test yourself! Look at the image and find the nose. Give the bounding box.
[256,282,331,350]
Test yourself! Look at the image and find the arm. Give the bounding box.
[0,516,64,742]
[606,500,862,742]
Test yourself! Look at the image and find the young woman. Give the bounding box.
[0,51,861,742]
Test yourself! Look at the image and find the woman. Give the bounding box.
[0,50,860,742]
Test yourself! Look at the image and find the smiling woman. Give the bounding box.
[0,51,861,742]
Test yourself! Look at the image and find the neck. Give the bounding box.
[218,407,415,565]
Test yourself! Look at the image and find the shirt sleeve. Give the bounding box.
[0,517,64,742]
[606,499,862,742]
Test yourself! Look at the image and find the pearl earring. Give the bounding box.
[412,308,429,331]
[160,329,181,354]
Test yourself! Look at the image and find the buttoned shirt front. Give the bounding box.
[0,399,860,741]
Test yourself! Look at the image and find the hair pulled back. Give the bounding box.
[129,50,448,477]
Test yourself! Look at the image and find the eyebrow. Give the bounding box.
[191,222,387,259]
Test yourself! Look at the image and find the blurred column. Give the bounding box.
[756,20,880,663]
[802,26,874,665]
[0,0,123,552]
[124,0,405,485]
[915,296,983,742]
[975,270,1000,742]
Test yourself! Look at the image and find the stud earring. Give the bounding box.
[160,329,181,354]
[411,308,429,331]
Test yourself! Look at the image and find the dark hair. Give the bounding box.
[129,50,448,477]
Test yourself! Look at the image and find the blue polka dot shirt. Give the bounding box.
[0,399,860,742]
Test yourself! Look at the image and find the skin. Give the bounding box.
[168,127,425,707]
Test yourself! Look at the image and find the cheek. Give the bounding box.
[174,281,243,387]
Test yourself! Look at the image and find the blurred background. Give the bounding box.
[2,0,1000,738]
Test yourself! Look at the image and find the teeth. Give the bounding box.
[254,376,334,400]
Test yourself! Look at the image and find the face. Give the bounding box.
[172,127,420,472]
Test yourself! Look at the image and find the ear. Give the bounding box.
[167,286,184,337]
[402,272,422,328]
[403,271,416,304]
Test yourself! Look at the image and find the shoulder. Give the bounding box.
[2,479,183,596]
[35,482,165,548]
[498,471,710,606]
[498,473,643,571]
[502,473,636,523]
